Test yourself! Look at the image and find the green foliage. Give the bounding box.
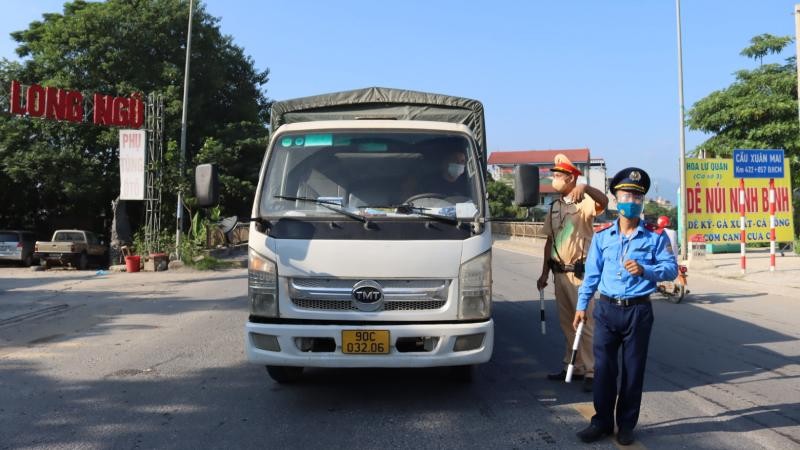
[178,204,222,265]
[0,0,270,236]
[686,33,800,237]
[740,34,793,66]
[132,227,175,256]
[192,255,236,271]
[487,180,528,220]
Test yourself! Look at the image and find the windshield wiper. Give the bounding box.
[273,195,367,223]
[392,203,459,225]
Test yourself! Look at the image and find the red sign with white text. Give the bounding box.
[8,80,144,128]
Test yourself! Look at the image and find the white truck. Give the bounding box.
[196,87,539,382]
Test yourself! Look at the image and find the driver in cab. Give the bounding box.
[426,150,470,200]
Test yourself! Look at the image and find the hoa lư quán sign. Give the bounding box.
[8,80,144,128]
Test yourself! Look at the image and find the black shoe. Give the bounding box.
[547,370,583,381]
[582,377,593,392]
[576,424,612,443]
[617,429,635,446]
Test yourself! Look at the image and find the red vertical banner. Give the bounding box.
[769,178,776,272]
[739,178,746,274]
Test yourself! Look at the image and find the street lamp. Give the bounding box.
[176,0,194,259]
[676,0,688,260]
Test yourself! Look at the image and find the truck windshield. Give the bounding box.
[259,131,482,220]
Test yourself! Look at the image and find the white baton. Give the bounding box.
[539,289,546,335]
[565,320,586,383]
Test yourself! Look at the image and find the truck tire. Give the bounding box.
[266,365,304,383]
[77,252,88,270]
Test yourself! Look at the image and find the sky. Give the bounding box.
[2,1,799,202]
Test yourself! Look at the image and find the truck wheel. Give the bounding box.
[77,252,88,270]
[266,365,304,383]
[450,365,474,382]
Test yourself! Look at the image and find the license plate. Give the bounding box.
[341,330,390,354]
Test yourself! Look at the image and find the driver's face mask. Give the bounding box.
[448,163,465,179]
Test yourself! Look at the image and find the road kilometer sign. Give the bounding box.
[733,149,785,178]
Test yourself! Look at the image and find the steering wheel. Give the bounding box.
[404,193,447,204]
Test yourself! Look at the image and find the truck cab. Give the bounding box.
[198,88,538,382]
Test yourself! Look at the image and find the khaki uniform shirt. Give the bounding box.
[542,196,602,265]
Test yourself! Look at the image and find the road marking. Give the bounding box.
[571,402,649,450]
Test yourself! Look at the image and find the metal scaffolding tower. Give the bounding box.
[144,93,164,255]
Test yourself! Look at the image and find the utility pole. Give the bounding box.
[795,5,800,132]
[676,0,688,261]
[176,0,194,260]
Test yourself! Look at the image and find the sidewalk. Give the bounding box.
[686,247,800,297]
[491,235,800,298]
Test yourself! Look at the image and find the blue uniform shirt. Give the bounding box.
[577,220,678,310]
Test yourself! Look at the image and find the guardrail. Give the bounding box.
[491,221,546,239]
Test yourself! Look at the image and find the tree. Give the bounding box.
[740,34,793,66]
[686,33,800,237]
[487,180,527,220]
[0,0,270,235]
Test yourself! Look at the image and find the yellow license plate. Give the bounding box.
[342,330,390,354]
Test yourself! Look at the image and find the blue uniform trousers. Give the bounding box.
[590,298,654,432]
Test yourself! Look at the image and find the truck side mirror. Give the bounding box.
[195,164,219,207]
[513,164,540,207]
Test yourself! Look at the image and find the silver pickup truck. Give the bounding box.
[34,229,107,270]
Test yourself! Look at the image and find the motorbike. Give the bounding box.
[656,264,689,303]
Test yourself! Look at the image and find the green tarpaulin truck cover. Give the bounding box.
[269,87,487,167]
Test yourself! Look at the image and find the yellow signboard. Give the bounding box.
[685,158,794,243]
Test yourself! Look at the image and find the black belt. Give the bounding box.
[550,259,578,273]
[600,294,650,307]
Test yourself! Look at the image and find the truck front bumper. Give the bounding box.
[245,320,493,368]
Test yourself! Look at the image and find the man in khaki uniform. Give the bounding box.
[537,154,608,392]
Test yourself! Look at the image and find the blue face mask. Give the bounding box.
[618,202,643,219]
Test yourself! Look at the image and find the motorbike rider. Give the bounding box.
[655,216,679,261]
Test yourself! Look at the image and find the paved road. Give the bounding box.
[0,248,798,449]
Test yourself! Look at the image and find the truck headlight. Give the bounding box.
[458,251,491,320]
[249,249,278,318]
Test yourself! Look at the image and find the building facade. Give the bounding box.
[488,149,608,210]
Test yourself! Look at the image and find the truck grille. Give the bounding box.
[289,278,449,312]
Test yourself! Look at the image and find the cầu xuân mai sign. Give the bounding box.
[8,80,144,128]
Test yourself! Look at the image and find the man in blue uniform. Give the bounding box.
[573,167,678,446]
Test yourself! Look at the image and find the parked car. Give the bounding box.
[0,230,38,266]
[34,230,107,270]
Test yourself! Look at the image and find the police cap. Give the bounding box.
[610,167,650,195]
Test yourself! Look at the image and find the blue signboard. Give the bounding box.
[732,149,784,178]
